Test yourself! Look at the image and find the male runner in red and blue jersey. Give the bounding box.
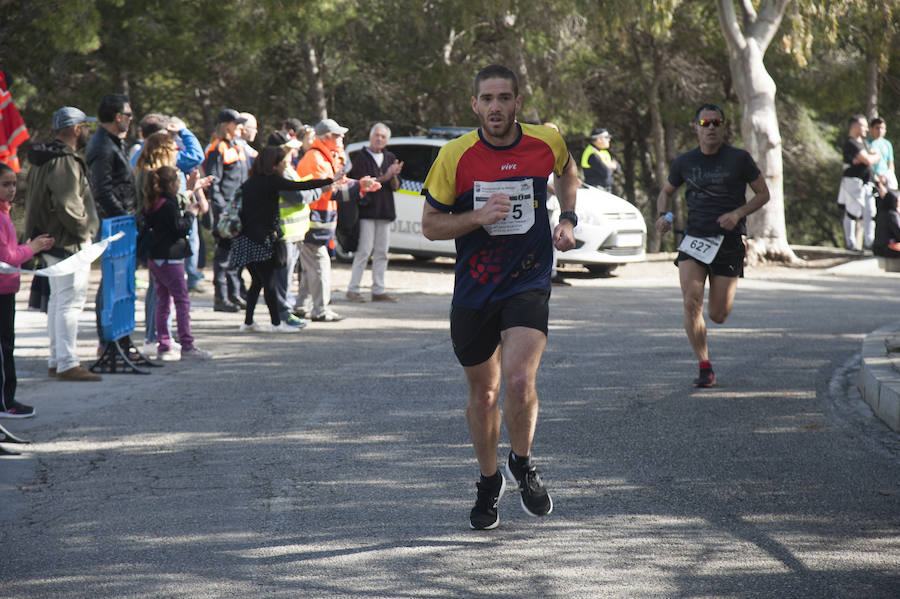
[422,64,579,530]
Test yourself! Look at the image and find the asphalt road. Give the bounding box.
[1,254,899,598]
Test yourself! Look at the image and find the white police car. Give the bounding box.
[343,128,646,274]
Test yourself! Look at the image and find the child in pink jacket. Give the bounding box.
[0,163,53,417]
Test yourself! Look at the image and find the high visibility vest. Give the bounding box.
[204,138,246,166]
[580,145,612,170]
[580,145,613,188]
[279,166,311,242]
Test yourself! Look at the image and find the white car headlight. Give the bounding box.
[576,210,599,226]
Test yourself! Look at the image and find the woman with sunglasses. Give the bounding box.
[654,103,770,388]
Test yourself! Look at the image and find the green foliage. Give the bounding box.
[780,98,845,246]
[1,0,897,248]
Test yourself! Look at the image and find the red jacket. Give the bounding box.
[0,71,29,173]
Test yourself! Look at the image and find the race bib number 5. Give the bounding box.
[473,179,535,236]
[678,233,724,265]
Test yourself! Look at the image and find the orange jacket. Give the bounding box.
[296,137,338,213]
[203,137,248,210]
[295,137,363,243]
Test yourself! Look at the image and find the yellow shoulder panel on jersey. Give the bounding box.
[521,123,569,176]
[423,130,480,208]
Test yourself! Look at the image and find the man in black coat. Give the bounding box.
[86,94,136,221]
[85,93,135,344]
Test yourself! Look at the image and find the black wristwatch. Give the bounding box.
[559,211,578,227]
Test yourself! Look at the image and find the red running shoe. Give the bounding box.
[693,367,716,388]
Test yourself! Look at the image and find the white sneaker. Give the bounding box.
[141,341,157,358]
[158,349,181,362]
[270,322,301,333]
[144,340,181,356]
[181,347,213,360]
[311,310,344,322]
[238,323,254,332]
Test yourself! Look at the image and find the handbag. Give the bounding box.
[336,193,360,252]
[272,238,288,268]
[135,212,153,263]
[216,188,243,239]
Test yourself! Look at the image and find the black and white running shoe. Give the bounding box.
[504,453,553,517]
[469,475,506,530]
[0,400,35,419]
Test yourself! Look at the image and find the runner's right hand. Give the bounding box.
[655,216,672,233]
[476,193,511,225]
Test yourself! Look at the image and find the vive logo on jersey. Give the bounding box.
[500,163,518,172]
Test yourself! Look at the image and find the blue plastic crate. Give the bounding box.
[99,215,137,343]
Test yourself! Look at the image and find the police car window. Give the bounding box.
[387,145,438,183]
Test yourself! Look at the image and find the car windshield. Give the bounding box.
[386,144,440,183]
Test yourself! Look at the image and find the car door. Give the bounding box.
[385,143,453,257]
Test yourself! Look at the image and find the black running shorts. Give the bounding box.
[676,234,745,278]
[450,288,550,367]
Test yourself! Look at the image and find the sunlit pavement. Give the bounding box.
[2,254,898,598]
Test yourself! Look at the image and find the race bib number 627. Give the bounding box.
[678,233,724,265]
[473,179,535,236]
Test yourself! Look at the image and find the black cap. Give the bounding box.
[590,128,610,139]
[217,109,247,124]
[266,130,302,149]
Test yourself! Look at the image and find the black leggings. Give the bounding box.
[0,294,17,411]
[245,258,281,325]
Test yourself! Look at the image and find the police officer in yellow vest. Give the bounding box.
[580,128,619,192]
[267,130,323,324]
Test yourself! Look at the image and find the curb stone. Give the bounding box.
[858,325,900,431]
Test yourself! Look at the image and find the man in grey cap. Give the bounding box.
[580,127,619,192]
[295,118,380,321]
[24,107,102,382]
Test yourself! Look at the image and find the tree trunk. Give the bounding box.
[623,124,636,210]
[510,26,540,124]
[865,51,879,119]
[647,47,667,253]
[665,122,682,251]
[119,71,134,138]
[194,87,213,142]
[307,45,328,120]
[716,0,798,265]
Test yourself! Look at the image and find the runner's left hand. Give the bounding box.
[553,221,576,251]
[717,210,741,231]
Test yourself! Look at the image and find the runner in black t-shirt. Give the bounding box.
[655,104,770,388]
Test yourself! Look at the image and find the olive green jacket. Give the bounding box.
[24,140,99,255]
